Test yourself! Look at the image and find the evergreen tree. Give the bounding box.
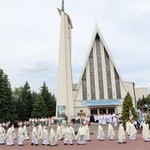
[13,87,24,121]
[137,95,150,112]
[31,95,48,118]
[122,92,137,124]
[0,69,16,122]
[13,82,33,121]
[31,91,39,105]
[40,82,56,117]
[21,82,33,120]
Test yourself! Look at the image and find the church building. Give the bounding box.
[56,1,148,117]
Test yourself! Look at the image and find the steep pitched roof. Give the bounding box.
[74,24,127,99]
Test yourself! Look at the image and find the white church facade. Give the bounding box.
[56,1,149,117]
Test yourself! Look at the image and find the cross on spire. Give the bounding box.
[61,0,64,11]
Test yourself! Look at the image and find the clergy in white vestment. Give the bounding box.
[142,122,150,142]
[31,124,38,146]
[129,120,137,140]
[126,120,131,136]
[76,124,86,145]
[0,123,5,145]
[107,123,115,140]
[6,125,14,146]
[23,123,29,140]
[56,123,66,140]
[84,122,91,141]
[70,125,76,141]
[49,128,58,146]
[37,123,43,140]
[102,114,106,125]
[118,122,126,144]
[11,124,16,140]
[64,123,74,145]
[17,123,24,146]
[42,126,49,145]
[97,124,105,141]
[98,115,102,124]
[107,114,112,123]
[112,114,118,127]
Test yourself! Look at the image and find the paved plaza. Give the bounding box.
[0,123,150,150]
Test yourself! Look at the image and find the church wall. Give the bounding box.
[135,88,149,101]
[93,42,100,100]
[86,62,91,100]
[101,43,108,99]
[124,82,136,107]
[110,61,116,99]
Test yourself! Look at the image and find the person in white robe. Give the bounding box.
[11,124,16,140]
[113,114,118,127]
[118,122,126,144]
[97,124,105,141]
[17,124,24,146]
[37,123,43,140]
[102,114,107,125]
[31,124,38,146]
[98,115,102,125]
[6,125,14,146]
[107,114,112,123]
[126,120,131,136]
[129,121,137,140]
[56,123,66,140]
[42,126,49,145]
[108,123,115,140]
[49,128,58,146]
[84,122,91,141]
[69,125,76,141]
[142,122,150,142]
[76,124,86,145]
[23,123,29,140]
[0,124,5,145]
[64,123,74,145]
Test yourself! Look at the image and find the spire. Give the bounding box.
[61,0,64,12]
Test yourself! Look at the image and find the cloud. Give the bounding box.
[21,61,50,73]
[0,0,150,94]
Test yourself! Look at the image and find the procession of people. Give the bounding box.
[0,115,150,147]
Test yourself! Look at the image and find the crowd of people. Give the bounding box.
[0,121,90,146]
[0,117,150,147]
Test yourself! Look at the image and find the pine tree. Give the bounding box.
[40,82,56,117]
[31,95,48,118]
[22,82,33,120]
[13,87,24,121]
[0,69,16,122]
[13,82,33,121]
[122,92,137,124]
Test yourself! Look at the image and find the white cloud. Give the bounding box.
[0,0,150,94]
[21,61,50,73]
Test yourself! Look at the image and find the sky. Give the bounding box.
[0,0,150,95]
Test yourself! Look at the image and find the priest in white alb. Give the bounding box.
[0,123,5,145]
[129,120,137,140]
[97,124,105,141]
[17,123,24,146]
[84,122,91,141]
[6,124,14,146]
[23,123,29,140]
[64,123,74,145]
[56,123,66,140]
[76,124,86,145]
[107,123,115,140]
[49,127,58,146]
[42,126,49,145]
[118,122,126,144]
[142,121,150,142]
[31,124,38,146]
